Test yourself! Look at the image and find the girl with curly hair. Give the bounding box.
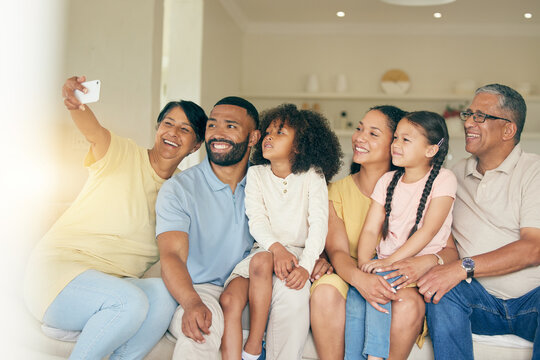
[345,111,457,360]
[219,103,343,360]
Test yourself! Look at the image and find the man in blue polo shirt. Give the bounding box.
[156,97,260,359]
[156,97,331,359]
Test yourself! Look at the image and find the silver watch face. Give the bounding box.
[462,257,474,270]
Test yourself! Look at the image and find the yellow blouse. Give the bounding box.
[25,132,170,320]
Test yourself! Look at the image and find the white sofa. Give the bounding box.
[23,260,533,360]
[22,204,533,359]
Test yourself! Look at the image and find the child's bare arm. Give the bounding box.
[386,195,454,264]
[357,201,385,268]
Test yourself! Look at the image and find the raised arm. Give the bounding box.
[62,75,110,161]
[157,231,211,343]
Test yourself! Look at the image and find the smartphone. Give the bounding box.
[74,80,101,104]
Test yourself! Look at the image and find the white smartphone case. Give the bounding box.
[74,80,101,104]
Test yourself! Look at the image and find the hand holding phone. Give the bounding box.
[74,80,101,104]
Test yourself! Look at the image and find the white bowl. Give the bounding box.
[381,81,410,95]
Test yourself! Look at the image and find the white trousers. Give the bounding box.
[170,278,310,360]
[170,283,224,360]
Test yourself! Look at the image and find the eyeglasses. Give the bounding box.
[459,111,511,123]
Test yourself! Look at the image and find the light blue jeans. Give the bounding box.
[345,270,400,360]
[42,269,178,360]
[426,279,539,360]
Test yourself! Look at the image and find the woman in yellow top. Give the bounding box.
[310,106,459,359]
[24,76,207,359]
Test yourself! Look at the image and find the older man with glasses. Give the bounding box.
[416,84,540,360]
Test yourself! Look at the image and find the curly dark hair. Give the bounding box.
[350,105,406,175]
[381,111,450,240]
[251,103,343,182]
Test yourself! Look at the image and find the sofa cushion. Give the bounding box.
[41,324,79,342]
[472,333,533,348]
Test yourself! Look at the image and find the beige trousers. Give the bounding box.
[265,275,311,360]
[170,278,310,360]
[169,283,225,360]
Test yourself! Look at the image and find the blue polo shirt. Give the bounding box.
[156,157,254,287]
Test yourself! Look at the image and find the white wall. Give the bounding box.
[200,0,243,111]
[242,32,540,96]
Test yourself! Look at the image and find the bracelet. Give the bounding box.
[433,253,444,265]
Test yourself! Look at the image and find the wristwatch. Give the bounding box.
[461,257,475,282]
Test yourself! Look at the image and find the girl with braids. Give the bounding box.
[219,104,342,360]
[345,111,457,360]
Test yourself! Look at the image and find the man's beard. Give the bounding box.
[206,136,250,166]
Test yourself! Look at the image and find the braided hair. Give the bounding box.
[381,111,449,240]
[350,105,406,175]
[381,168,404,239]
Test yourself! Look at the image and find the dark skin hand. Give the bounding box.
[310,254,334,282]
[269,242,298,280]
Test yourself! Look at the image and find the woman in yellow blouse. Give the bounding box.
[24,76,207,359]
[310,105,458,360]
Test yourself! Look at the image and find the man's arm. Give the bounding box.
[471,227,540,277]
[418,227,540,303]
[158,231,211,343]
[376,233,460,290]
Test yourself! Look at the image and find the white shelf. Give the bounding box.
[244,92,540,103]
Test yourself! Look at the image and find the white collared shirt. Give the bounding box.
[245,165,328,274]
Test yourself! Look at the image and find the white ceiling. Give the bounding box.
[220,0,540,35]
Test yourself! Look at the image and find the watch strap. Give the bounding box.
[461,257,475,278]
